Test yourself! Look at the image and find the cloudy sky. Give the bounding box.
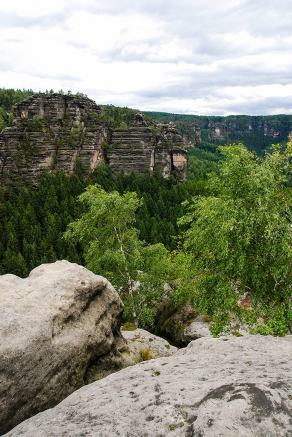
[1,0,292,115]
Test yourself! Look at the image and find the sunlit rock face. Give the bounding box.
[0,96,188,184]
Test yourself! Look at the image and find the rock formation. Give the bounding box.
[0,94,188,184]
[7,335,292,436]
[0,94,108,183]
[0,260,126,434]
[184,315,211,340]
[122,328,177,360]
[145,112,292,152]
[155,296,198,346]
[207,118,287,143]
[108,115,188,181]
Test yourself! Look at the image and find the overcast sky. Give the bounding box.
[1,0,292,115]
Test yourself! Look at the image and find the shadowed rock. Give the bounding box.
[0,260,126,434]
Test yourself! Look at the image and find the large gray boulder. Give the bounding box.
[0,261,126,434]
[8,335,292,436]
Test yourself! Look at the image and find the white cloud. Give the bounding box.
[0,0,292,114]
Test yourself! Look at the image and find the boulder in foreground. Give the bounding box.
[7,335,292,436]
[0,261,125,434]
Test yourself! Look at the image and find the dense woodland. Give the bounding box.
[0,89,291,335]
[146,110,292,153]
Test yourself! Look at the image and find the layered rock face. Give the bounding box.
[0,95,188,184]
[104,114,188,181]
[0,260,126,434]
[8,335,292,436]
[0,94,107,183]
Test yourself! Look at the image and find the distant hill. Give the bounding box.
[144,111,292,154]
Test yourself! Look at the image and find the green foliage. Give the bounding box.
[0,88,34,131]
[64,186,176,324]
[68,123,82,147]
[23,115,46,132]
[0,172,84,276]
[188,147,221,180]
[99,105,136,129]
[64,185,143,293]
[179,143,292,335]
[0,88,34,112]
[0,164,204,278]
[145,110,292,153]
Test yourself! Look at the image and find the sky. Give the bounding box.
[0,0,292,115]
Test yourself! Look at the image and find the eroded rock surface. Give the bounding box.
[0,94,188,184]
[0,94,108,183]
[122,328,177,360]
[107,115,188,181]
[0,260,125,434]
[184,315,211,340]
[8,336,292,437]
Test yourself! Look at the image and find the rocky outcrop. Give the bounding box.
[8,335,292,436]
[184,315,211,340]
[0,260,126,434]
[122,328,177,360]
[145,112,292,152]
[108,115,188,181]
[208,118,288,143]
[0,94,108,184]
[0,95,188,184]
[155,298,198,346]
[193,123,201,145]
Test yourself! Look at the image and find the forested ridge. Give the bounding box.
[146,110,292,153]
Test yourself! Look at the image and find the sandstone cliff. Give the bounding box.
[0,94,188,184]
[145,111,292,152]
[0,94,107,183]
[207,117,291,144]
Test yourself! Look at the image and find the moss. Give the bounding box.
[68,123,82,147]
[23,115,46,132]
[102,143,114,152]
[231,330,243,337]
[140,348,155,361]
[121,322,137,331]
[168,422,184,431]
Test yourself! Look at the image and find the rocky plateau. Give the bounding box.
[7,335,292,437]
